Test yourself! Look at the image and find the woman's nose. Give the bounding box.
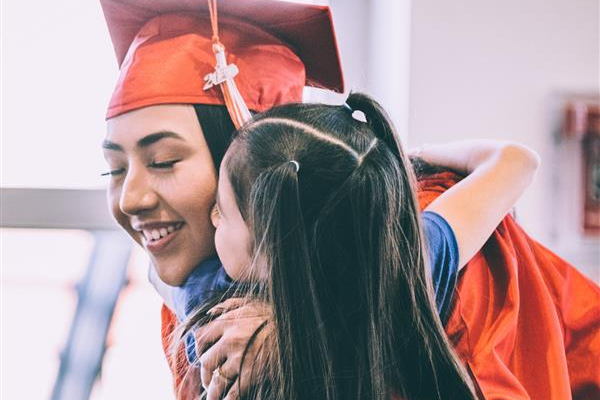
[119,168,159,216]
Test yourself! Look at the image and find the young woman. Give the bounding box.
[172,92,540,400]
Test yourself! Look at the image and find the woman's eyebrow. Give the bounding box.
[137,130,185,148]
[102,140,123,151]
[101,131,185,151]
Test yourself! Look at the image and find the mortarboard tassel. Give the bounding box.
[203,0,252,129]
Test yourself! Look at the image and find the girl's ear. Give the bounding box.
[210,203,221,228]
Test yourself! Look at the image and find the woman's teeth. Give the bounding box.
[143,224,181,242]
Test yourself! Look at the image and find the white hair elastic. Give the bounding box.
[343,102,367,123]
[289,160,300,172]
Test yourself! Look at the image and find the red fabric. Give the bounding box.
[101,0,344,119]
[161,171,600,399]
[161,304,199,400]
[417,171,600,400]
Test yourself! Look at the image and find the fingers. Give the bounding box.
[222,379,240,400]
[207,298,246,317]
[201,364,213,393]
[206,368,233,400]
[219,328,269,400]
[197,301,273,399]
[215,302,271,322]
[196,301,266,354]
[223,360,252,400]
[205,356,243,400]
[199,338,228,389]
[196,303,270,356]
[205,363,246,400]
[195,320,225,356]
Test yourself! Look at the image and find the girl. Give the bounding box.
[176,92,540,400]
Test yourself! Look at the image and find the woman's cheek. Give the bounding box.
[109,187,136,243]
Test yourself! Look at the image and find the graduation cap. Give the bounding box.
[101,0,345,127]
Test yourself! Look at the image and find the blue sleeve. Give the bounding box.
[421,211,459,324]
[170,258,235,365]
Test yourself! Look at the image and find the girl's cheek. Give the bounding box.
[215,227,230,270]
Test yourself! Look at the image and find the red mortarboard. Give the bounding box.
[101,0,344,120]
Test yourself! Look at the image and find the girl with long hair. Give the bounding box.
[176,92,540,400]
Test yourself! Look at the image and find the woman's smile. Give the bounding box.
[136,221,185,254]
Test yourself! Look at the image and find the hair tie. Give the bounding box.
[352,110,367,123]
[289,160,300,172]
[343,102,367,123]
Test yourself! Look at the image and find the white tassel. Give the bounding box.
[203,43,252,129]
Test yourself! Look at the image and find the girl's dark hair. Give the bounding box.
[187,94,477,400]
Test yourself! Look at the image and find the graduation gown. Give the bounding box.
[160,168,600,400]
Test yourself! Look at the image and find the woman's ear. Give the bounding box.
[210,202,220,228]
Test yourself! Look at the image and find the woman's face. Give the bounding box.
[211,158,252,281]
[104,104,217,286]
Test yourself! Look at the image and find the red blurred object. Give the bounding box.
[583,134,600,234]
[564,102,600,139]
[564,100,600,235]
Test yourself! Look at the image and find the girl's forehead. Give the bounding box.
[220,140,242,167]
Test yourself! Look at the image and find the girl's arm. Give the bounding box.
[419,140,540,270]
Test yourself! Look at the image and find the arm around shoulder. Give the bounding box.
[423,140,540,269]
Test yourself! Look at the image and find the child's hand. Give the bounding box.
[195,299,273,400]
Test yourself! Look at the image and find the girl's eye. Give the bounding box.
[149,160,181,169]
[101,168,125,177]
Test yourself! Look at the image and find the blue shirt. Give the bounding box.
[172,211,459,364]
[421,211,460,322]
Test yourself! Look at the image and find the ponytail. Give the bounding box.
[345,92,404,161]
[249,160,336,400]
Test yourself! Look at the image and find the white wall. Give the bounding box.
[1,0,118,189]
[409,0,599,278]
[1,1,175,399]
[328,0,412,141]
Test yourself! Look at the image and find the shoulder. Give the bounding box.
[422,211,458,255]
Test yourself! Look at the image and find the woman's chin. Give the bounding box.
[150,243,217,287]
[154,260,194,287]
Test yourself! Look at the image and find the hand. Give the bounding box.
[196,298,273,400]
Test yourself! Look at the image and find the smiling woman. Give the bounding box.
[104,104,219,286]
[97,1,346,397]
[1,0,182,398]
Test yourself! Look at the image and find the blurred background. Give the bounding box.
[1,0,598,399]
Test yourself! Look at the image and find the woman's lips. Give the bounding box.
[142,222,184,254]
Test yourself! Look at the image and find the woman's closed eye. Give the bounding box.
[149,159,181,169]
[101,167,125,177]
